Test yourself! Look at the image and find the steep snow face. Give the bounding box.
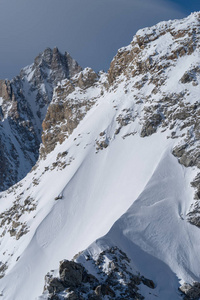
[79,150,198,300]
[0,48,81,191]
[108,11,200,226]
[0,86,175,300]
[0,11,200,300]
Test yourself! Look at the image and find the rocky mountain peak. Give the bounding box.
[38,47,81,77]
[108,11,200,84]
[34,47,53,66]
[0,48,82,191]
[22,47,82,87]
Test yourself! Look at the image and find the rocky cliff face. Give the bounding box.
[108,13,199,84]
[40,67,99,156]
[0,47,81,191]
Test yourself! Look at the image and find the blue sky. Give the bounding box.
[0,0,199,79]
[169,0,200,12]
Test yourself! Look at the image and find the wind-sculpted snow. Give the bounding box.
[0,11,200,300]
[82,151,199,299]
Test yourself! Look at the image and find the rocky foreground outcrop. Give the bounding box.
[179,282,200,300]
[39,247,155,300]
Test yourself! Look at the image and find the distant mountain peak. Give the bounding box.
[0,48,82,191]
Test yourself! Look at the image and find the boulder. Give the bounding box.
[59,260,84,288]
[47,277,65,294]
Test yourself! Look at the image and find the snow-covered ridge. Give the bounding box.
[0,11,200,300]
[135,11,200,38]
[109,11,200,83]
[107,11,200,226]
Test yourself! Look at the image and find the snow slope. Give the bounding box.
[79,149,199,299]
[0,84,176,300]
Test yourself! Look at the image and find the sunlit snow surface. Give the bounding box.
[0,87,175,299]
[81,150,198,300]
[0,92,197,300]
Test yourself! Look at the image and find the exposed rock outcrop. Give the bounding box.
[179,282,200,300]
[40,68,99,157]
[108,13,200,85]
[40,247,155,300]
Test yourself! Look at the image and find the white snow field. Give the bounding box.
[80,149,199,300]
[0,88,178,300]
[0,89,198,299]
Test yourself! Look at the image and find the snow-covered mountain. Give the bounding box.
[0,47,81,191]
[0,11,200,300]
